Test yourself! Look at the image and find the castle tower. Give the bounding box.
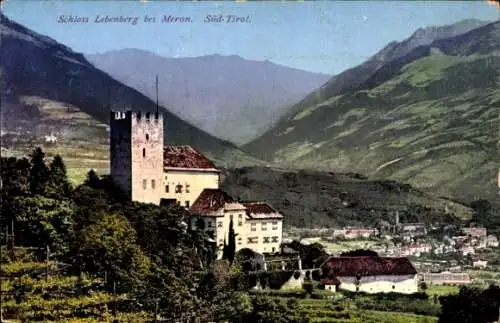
[110,110,164,205]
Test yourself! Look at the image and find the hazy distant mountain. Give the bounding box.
[86,50,330,145]
[244,19,499,201]
[0,13,263,167]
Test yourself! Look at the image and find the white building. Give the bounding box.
[188,188,283,259]
[321,256,418,294]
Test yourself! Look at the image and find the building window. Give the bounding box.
[143,148,146,157]
[175,184,183,193]
[251,223,256,231]
[165,185,169,193]
[272,236,279,243]
[262,223,267,231]
[185,184,190,193]
[263,237,270,243]
[238,221,243,226]
[238,214,243,219]
[272,222,278,226]
[146,134,150,141]
[217,221,223,228]
[185,201,190,208]
[151,179,156,189]
[207,221,212,228]
[247,237,258,244]
[143,179,147,189]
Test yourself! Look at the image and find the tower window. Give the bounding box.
[146,134,150,141]
[165,185,169,193]
[143,148,146,158]
[143,179,147,189]
[151,179,156,189]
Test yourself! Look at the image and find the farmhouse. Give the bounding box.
[320,256,418,294]
[108,110,283,258]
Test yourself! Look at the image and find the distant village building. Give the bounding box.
[333,227,379,239]
[462,226,487,238]
[44,132,57,144]
[473,260,488,268]
[487,235,499,247]
[321,256,418,294]
[420,272,472,285]
[109,110,284,258]
[399,223,426,237]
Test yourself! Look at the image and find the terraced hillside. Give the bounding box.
[0,258,148,322]
[244,21,500,202]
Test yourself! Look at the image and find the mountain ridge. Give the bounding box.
[270,18,493,126]
[86,49,330,145]
[0,13,262,168]
[243,19,500,202]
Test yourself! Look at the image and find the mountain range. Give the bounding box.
[244,19,499,201]
[86,50,330,145]
[0,13,262,167]
[1,13,497,203]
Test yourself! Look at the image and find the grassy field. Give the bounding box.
[250,289,440,323]
[317,240,382,254]
[2,143,109,186]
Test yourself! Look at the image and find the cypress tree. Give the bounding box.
[227,218,236,264]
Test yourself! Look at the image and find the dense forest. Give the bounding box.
[1,148,498,322]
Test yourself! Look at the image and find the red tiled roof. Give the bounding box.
[189,189,235,215]
[163,145,218,170]
[243,202,283,220]
[321,256,417,277]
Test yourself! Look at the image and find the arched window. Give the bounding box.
[146,133,150,141]
[143,148,146,157]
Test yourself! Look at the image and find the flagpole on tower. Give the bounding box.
[155,74,159,114]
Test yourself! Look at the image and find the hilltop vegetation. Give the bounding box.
[244,20,500,202]
[221,166,474,229]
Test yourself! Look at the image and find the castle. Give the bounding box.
[109,110,283,259]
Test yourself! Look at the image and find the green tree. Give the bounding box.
[439,285,500,323]
[29,147,50,196]
[71,212,150,290]
[46,155,72,198]
[84,169,101,189]
[1,157,31,197]
[12,196,74,256]
[470,199,500,229]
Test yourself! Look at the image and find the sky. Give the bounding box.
[3,1,499,74]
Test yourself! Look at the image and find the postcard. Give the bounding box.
[1,1,499,322]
